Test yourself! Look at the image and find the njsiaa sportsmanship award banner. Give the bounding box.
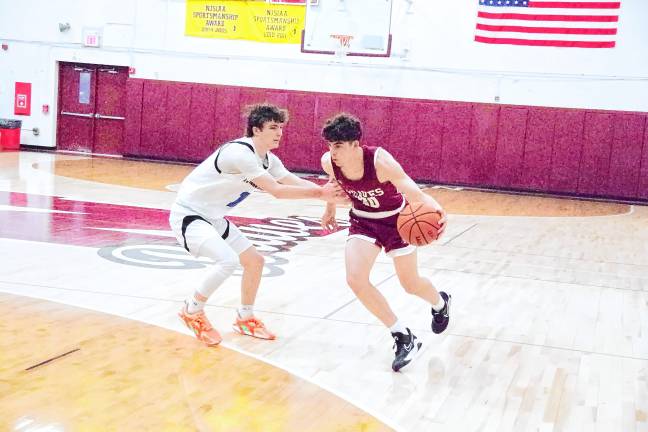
[186,0,305,44]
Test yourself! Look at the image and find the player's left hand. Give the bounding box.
[435,207,447,239]
[424,198,447,239]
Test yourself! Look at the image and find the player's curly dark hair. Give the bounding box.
[245,103,289,137]
[321,113,362,142]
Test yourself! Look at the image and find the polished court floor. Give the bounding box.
[1,150,647,431]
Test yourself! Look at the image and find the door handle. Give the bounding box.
[95,113,125,120]
[61,111,94,118]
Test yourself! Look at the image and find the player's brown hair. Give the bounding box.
[245,103,289,137]
[322,113,362,142]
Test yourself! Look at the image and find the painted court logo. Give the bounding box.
[98,215,349,275]
[98,244,292,277]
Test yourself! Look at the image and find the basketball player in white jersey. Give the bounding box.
[170,104,340,346]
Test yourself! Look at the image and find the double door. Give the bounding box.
[57,62,128,154]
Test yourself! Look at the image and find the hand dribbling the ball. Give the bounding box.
[432,205,447,239]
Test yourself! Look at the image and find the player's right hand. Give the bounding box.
[434,208,447,240]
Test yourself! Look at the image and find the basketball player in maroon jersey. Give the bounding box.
[320,113,451,372]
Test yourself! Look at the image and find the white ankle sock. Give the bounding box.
[238,304,254,319]
[389,319,408,335]
[186,296,205,314]
[432,295,445,312]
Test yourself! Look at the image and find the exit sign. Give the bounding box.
[82,28,101,47]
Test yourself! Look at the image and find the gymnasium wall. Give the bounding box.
[1,0,647,200]
[125,78,648,201]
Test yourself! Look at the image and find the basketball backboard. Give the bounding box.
[301,0,393,57]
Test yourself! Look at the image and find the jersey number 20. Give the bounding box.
[359,196,379,208]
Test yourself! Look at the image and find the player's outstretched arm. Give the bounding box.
[252,172,339,201]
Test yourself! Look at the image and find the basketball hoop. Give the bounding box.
[330,34,353,57]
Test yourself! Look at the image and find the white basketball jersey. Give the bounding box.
[174,137,290,219]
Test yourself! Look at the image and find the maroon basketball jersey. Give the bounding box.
[332,146,404,216]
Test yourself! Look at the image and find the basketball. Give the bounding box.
[397,203,444,246]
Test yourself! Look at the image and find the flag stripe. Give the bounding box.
[479,7,619,15]
[474,35,615,47]
[477,11,619,22]
[527,1,620,8]
[477,18,618,28]
[476,23,617,34]
[475,29,615,41]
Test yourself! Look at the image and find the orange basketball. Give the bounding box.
[397,203,443,246]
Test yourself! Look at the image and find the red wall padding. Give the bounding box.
[123,79,143,156]
[165,83,192,161]
[187,84,218,162]
[122,78,648,202]
[439,103,474,185]
[470,104,499,186]
[550,110,585,194]
[519,108,555,192]
[578,113,614,196]
[608,114,646,199]
[494,107,527,189]
[280,93,317,168]
[412,102,443,181]
[140,81,168,159]
[638,122,648,200]
[387,100,417,173]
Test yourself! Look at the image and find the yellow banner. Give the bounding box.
[185,0,305,44]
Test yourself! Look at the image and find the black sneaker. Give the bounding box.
[431,291,451,334]
[391,328,422,372]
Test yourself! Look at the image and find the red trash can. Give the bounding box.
[0,119,22,150]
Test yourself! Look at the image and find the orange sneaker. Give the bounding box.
[178,306,222,346]
[232,316,276,340]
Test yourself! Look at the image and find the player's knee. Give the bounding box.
[346,272,369,292]
[240,249,264,270]
[399,276,421,295]
[402,281,420,295]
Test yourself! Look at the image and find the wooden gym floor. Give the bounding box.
[0,150,646,431]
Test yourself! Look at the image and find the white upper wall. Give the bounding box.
[0,0,646,147]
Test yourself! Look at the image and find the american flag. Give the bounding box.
[475,0,621,48]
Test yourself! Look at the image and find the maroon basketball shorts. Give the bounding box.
[348,211,416,257]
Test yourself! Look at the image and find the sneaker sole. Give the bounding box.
[232,324,276,340]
